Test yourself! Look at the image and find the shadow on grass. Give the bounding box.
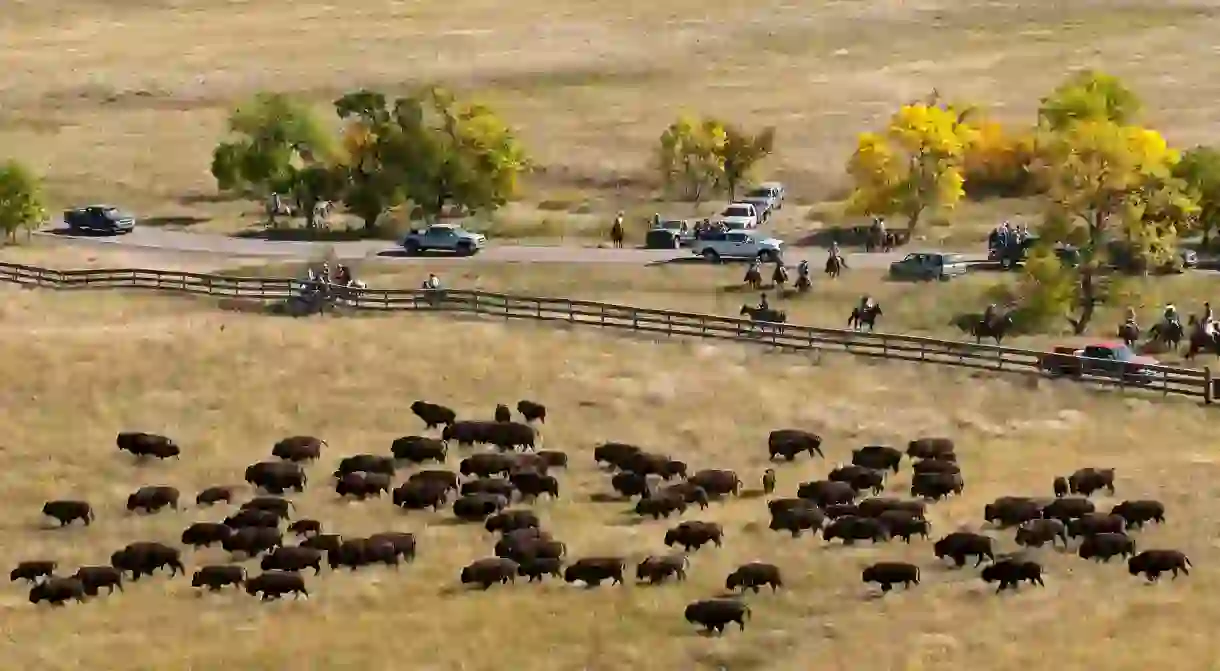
[234,226,394,242]
[143,215,211,228]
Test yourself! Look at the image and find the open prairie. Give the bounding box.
[3,0,1220,236]
[0,287,1215,670]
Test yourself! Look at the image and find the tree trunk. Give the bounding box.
[1072,270,1097,335]
[362,213,379,231]
[905,208,922,237]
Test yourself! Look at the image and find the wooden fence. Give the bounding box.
[1,261,1213,403]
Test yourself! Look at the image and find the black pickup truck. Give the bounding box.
[64,205,136,234]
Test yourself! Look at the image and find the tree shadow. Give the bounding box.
[234,226,383,242]
[142,216,211,228]
[179,192,239,206]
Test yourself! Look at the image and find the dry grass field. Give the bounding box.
[3,0,1220,238]
[0,287,1217,670]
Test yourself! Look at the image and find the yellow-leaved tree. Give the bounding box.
[962,118,1038,198]
[1028,107,1196,333]
[657,115,727,207]
[846,97,979,236]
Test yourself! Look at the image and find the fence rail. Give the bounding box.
[1,261,1213,403]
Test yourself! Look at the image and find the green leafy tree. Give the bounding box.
[210,92,336,227]
[0,160,47,243]
[332,90,405,230]
[1174,146,1220,247]
[720,124,775,201]
[657,115,726,206]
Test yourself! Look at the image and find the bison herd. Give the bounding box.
[11,402,1194,636]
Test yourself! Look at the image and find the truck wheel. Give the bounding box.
[760,250,777,263]
[405,241,421,255]
[1000,257,1013,270]
[702,249,720,263]
[456,243,474,257]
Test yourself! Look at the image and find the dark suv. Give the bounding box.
[64,205,136,234]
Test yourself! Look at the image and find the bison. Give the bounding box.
[877,510,930,543]
[110,542,184,580]
[1079,532,1137,562]
[857,497,926,519]
[983,497,1043,528]
[828,464,885,494]
[453,493,510,521]
[407,469,460,491]
[661,482,710,509]
[823,516,890,545]
[910,472,963,500]
[593,442,643,470]
[687,469,741,498]
[287,519,321,537]
[241,496,294,519]
[335,454,395,477]
[367,532,417,563]
[912,458,961,476]
[495,403,512,422]
[182,522,234,548]
[933,532,994,567]
[116,432,180,459]
[72,566,123,596]
[1110,500,1166,529]
[223,508,282,529]
[245,571,308,600]
[1014,518,1067,549]
[485,510,540,535]
[517,399,547,423]
[271,435,325,462]
[192,565,246,591]
[664,521,724,552]
[981,558,1045,592]
[1128,549,1191,581]
[862,561,920,593]
[459,453,517,478]
[244,461,306,494]
[126,486,180,514]
[612,471,651,499]
[1042,496,1095,523]
[11,560,55,583]
[223,526,283,558]
[29,577,86,605]
[393,480,451,511]
[851,445,902,473]
[411,400,456,429]
[260,546,324,575]
[494,529,564,563]
[536,450,568,470]
[509,471,559,500]
[299,534,343,554]
[461,558,518,589]
[390,436,447,464]
[1068,467,1116,497]
[768,502,825,537]
[725,562,782,593]
[685,599,750,634]
[636,554,688,584]
[42,500,93,527]
[768,429,823,461]
[195,485,236,506]
[1052,476,1068,498]
[622,452,686,480]
[564,557,625,587]
[906,437,955,460]
[517,557,563,582]
[1067,513,1126,539]
[635,493,687,519]
[796,480,856,507]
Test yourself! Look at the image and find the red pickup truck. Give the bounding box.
[1039,342,1160,384]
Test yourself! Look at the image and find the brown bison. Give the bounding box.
[461,557,518,589]
[126,486,180,513]
[1014,518,1067,548]
[910,472,963,500]
[192,565,246,591]
[116,432,180,459]
[823,516,890,545]
[593,442,644,470]
[485,510,540,535]
[517,400,547,423]
[244,461,306,494]
[768,501,825,537]
[459,453,518,478]
[393,479,451,511]
[411,400,456,429]
[1128,549,1191,581]
[390,436,447,464]
[1079,532,1137,562]
[494,529,564,564]
[222,527,283,558]
[725,562,782,592]
[612,471,652,499]
[877,510,930,543]
[453,493,510,521]
[260,546,324,575]
[1042,496,1095,523]
[851,445,903,473]
[11,560,55,583]
[768,429,823,461]
[182,522,234,548]
[906,437,955,460]
[685,598,750,634]
[509,471,560,501]
[110,542,184,580]
[856,497,926,519]
[271,435,325,462]
[636,554,689,584]
[687,469,741,498]
[335,454,395,477]
[245,571,308,600]
[912,459,961,476]
[518,557,564,582]
[862,561,920,593]
[42,500,94,527]
[933,532,994,567]
[1068,467,1116,497]
[1110,500,1166,529]
[241,496,294,519]
[195,485,236,506]
[1067,513,1126,539]
[828,465,885,494]
[287,519,321,537]
[223,508,282,529]
[981,559,1045,592]
[299,534,343,554]
[796,480,856,507]
[635,492,687,519]
[1052,476,1068,498]
[664,521,724,552]
[661,482,710,509]
[564,557,625,587]
[73,566,124,596]
[983,497,1043,528]
[29,577,86,605]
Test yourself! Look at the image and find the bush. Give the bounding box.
[962,121,1038,199]
[989,247,1077,333]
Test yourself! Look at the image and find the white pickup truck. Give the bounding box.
[691,229,784,262]
[714,202,761,229]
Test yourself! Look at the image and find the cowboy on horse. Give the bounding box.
[795,259,811,292]
[610,212,625,248]
[771,259,789,289]
[743,258,763,289]
[825,242,847,278]
[758,292,770,312]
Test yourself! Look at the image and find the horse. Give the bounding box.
[794,273,812,294]
[1185,316,1220,359]
[740,305,787,334]
[771,264,789,291]
[972,313,1014,345]
[825,255,847,279]
[848,304,883,332]
[743,265,763,290]
[1148,319,1184,350]
[864,228,896,253]
[1117,321,1140,348]
[610,222,625,249]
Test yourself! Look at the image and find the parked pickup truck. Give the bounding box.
[1039,342,1160,384]
[714,203,761,230]
[64,205,136,234]
[691,229,783,262]
[401,223,487,256]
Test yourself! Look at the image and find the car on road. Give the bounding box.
[401,224,486,256]
[750,183,785,211]
[990,235,1196,273]
[64,205,136,234]
[714,203,761,230]
[691,229,783,262]
[1039,342,1160,384]
[888,252,971,281]
[645,220,695,249]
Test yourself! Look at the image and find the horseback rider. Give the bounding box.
[983,303,997,325]
[829,241,841,260]
[422,273,441,290]
[319,262,331,285]
[797,259,810,278]
[758,293,770,312]
[1203,301,1216,337]
[1124,307,1138,328]
[859,294,873,313]
[1163,303,1180,328]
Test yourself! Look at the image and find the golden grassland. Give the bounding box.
[3,0,1220,238]
[0,287,1217,670]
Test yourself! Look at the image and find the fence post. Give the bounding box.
[569,301,575,324]
[1206,367,1213,405]
[600,305,606,328]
